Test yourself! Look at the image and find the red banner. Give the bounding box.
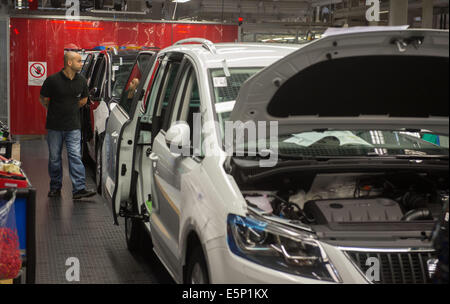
[9,18,238,135]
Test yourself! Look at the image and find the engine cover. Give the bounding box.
[304,198,404,224]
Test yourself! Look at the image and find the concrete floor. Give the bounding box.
[19,138,174,284]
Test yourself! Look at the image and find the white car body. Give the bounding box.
[103,29,449,284]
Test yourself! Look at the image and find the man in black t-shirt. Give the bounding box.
[39,51,96,200]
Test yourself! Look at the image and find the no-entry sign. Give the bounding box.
[28,62,47,86]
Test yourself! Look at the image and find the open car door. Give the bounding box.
[102,51,157,224]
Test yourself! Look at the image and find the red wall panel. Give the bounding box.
[10,18,238,135]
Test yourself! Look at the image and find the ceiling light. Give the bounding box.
[172,0,191,3]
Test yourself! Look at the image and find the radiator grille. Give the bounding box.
[345,251,436,284]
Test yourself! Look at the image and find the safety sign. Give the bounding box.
[28,62,47,86]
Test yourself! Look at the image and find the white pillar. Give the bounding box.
[422,0,434,28]
[389,0,408,26]
[315,6,321,23]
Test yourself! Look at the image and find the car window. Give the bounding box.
[141,59,160,114]
[169,65,192,126]
[84,54,98,87]
[144,58,166,119]
[209,67,262,139]
[81,53,93,78]
[152,58,181,133]
[110,59,134,99]
[89,55,106,99]
[117,53,153,115]
[176,68,201,153]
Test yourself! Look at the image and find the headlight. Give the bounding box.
[227,213,341,282]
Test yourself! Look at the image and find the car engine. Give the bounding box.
[240,172,448,228]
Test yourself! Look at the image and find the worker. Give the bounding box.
[39,51,96,200]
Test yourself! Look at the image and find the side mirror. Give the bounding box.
[89,87,98,100]
[109,102,118,112]
[165,122,191,157]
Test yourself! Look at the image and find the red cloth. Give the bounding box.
[0,228,22,280]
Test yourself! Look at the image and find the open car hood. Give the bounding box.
[229,29,449,135]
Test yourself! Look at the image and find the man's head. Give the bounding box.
[64,51,83,72]
[129,78,140,90]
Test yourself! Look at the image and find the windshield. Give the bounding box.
[209,68,448,158]
[210,67,262,136]
[111,58,135,98]
[242,130,449,158]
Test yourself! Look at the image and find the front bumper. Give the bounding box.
[206,240,368,284]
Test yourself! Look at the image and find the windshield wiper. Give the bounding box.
[394,154,449,160]
[233,150,449,162]
[366,152,448,160]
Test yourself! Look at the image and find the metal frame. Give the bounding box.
[9,13,234,25]
[337,246,435,253]
[7,17,10,132]
[340,246,436,284]
[173,38,217,54]
[0,16,10,130]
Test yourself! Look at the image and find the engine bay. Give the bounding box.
[237,170,449,233]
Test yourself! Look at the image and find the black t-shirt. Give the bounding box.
[40,70,88,131]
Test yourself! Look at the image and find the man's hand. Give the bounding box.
[79,97,88,108]
[39,95,50,109]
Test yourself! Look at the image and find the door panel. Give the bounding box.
[101,52,156,224]
[81,53,93,78]
[149,60,203,277]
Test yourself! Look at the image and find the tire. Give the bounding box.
[186,245,209,284]
[94,0,104,9]
[125,192,144,252]
[50,0,62,8]
[95,137,103,194]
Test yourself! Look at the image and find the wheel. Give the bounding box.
[95,137,103,194]
[50,0,62,8]
[125,192,144,252]
[186,245,209,284]
[94,0,104,9]
[125,216,143,252]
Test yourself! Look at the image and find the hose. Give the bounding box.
[401,208,433,221]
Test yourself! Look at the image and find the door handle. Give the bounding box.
[145,148,152,157]
[149,152,159,162]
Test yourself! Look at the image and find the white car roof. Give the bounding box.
[159,42,304,69]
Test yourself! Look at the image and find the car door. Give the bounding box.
[84,53,107,159]
[149,58,203,278]
[102,52,157,224]
[94,52,139,140]
[80,53,94,79]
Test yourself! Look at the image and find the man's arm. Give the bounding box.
[79,97,88,108]
[39,95,50,109]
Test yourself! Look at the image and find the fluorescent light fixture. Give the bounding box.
[172,0,191,3]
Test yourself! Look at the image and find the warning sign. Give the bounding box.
[28,62,47,86]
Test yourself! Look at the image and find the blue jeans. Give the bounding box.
[47,129,86,193]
